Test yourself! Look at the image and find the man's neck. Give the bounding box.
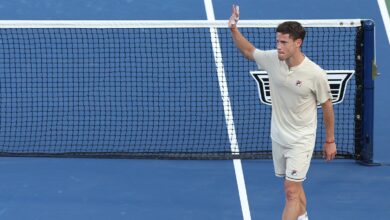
[286,51,305,69]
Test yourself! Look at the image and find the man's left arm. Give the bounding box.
[321,99,337,161]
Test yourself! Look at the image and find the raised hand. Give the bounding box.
[228,4,240,29]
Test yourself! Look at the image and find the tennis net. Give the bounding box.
[0,20,375,160]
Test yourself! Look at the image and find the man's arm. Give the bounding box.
[321,99,337,161]
[230,28,256,60]
[228,5,255,60]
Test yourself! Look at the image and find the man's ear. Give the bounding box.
[295,38,303,48]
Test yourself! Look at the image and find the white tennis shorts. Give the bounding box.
[272,134,316,182]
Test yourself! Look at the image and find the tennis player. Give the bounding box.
[228,5,337,220]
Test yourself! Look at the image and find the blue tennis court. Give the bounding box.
[0,0,389,219]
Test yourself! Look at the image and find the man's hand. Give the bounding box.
[323,141,337,161]
[228,4,240,29]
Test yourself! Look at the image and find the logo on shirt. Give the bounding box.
[295,80,303,87]
[250,70,354,106]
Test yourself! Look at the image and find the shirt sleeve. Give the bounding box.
[252,49,277,71]
[314,70,333,104]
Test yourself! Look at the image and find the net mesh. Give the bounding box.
[0,21,363,159]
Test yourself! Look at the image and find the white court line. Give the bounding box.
[378,0,390,45]
[203,1,252,220]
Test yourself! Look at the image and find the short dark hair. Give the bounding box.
[276,21,306,42]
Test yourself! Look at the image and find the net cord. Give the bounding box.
[0,19,363,28]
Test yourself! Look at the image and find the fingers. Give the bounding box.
[326,151,336,161]
[323,144,337,161]
[232,4,239,19]
[229,4,240,29]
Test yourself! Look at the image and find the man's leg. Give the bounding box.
[272,137,313,220]
[297,185,308,220]
[282,135,315,220]
[299,186,307,214]
[282,180,306,220]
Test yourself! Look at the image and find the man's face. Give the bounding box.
[276,32,302,61]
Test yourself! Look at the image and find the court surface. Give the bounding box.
[0,0,389,219]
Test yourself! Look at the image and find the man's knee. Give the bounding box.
[284,180,302,202]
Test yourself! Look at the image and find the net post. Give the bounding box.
[358,20,376,165]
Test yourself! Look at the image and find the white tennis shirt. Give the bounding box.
[253,49,332,146]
